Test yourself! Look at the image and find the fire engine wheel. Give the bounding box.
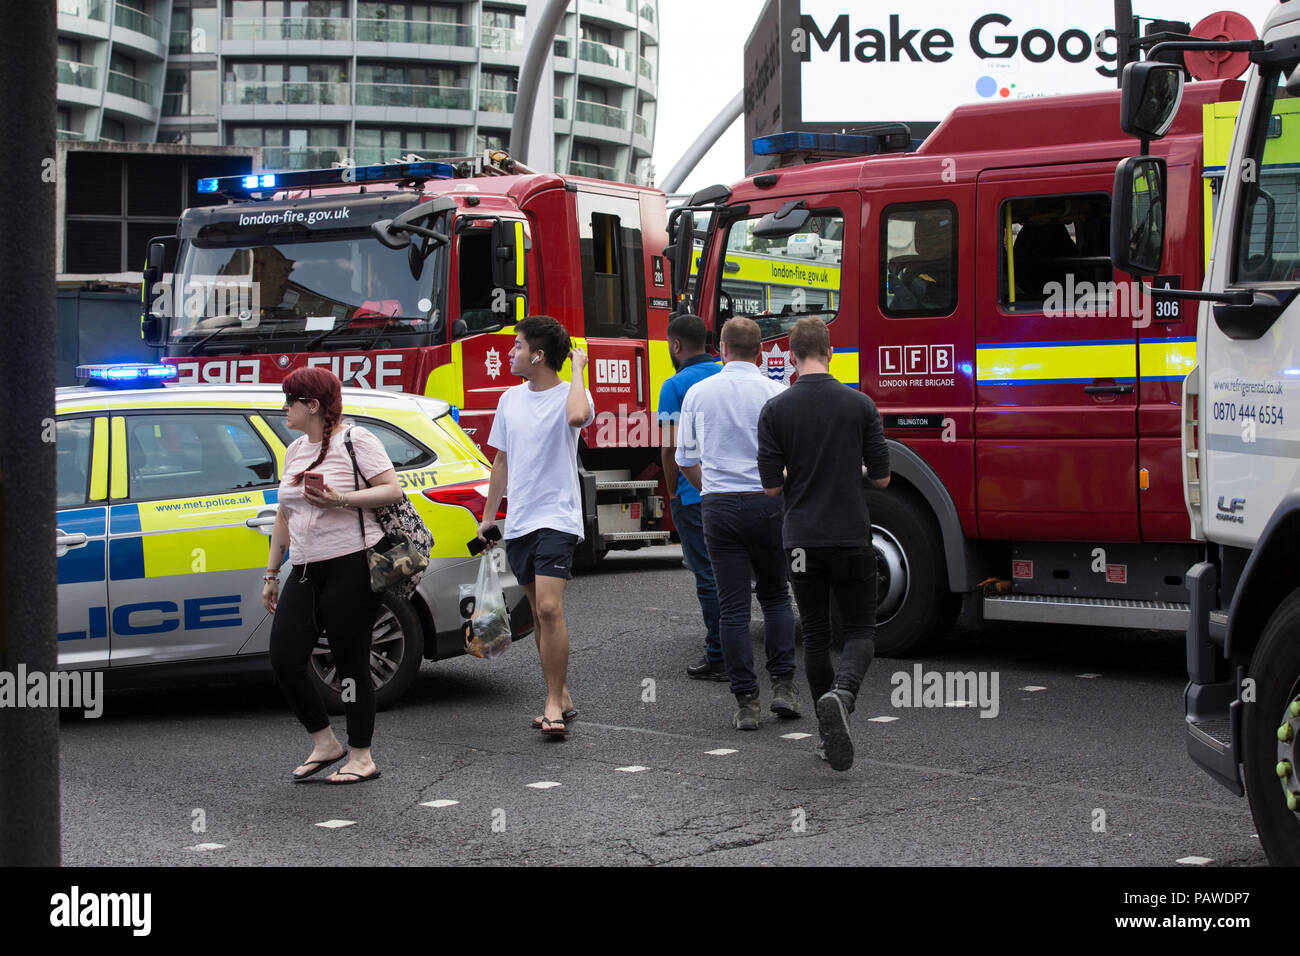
[310,592,425,715]
[859,489,960,657]
[1241,588,1300,866]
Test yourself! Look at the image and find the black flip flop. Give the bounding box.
[540,716,569,738]
[291,750,348,782]
[325,768,382,785]
[531,708,577,729]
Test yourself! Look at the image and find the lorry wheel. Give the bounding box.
[1242,589,1300,866]
[857,489,960,657]
[310,592,425,715]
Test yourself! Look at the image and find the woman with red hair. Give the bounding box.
[263,367,403,784]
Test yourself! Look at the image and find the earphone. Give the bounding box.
[532,356,540,365]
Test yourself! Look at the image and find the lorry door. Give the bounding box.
[975,164,1140,541]
[107,411,277,665]
[576,191,651,445]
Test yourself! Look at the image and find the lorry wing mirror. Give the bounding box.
[753,200,810,239]
[491,219,527,292]
[1111,157,1168,277]
[1119,61,1185,140]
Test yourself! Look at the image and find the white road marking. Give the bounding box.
[1176,855,1214,865]
[781,732,812,740]
[526,781,562,789]
[945,700,971,707]
[705,748,737,756]
[868,716,899,723]
[315,819,356,829]
[420,799,460,808]
[1021,686,1047,692]
[615,765,650,773]
[1077,673,1102,679]
[186,843,225,852]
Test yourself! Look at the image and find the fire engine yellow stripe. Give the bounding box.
[513,220,526,288]
[109,417,127,500]
[829,349,859,387]
[89,417,109,501]
[648,339,673,414]
[250,415,285,476]
[977,342,1136,383]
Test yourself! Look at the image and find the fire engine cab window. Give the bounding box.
[124,415,276,501]
[456,227,504,338]
[998,194,1113,312]
[881,203,957,317]
[1232,68,1300,285]
[720,210,843,340]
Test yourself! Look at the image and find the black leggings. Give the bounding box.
[269,550,384,749]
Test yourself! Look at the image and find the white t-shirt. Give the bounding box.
[487,381,595,541]
[279,424,393,565]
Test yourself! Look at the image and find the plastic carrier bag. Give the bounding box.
[463,549,512,659]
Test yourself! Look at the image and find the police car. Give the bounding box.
[55,363,532,711]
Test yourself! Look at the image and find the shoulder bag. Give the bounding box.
[343,427,434,598]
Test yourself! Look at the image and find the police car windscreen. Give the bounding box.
[167,234,440,343]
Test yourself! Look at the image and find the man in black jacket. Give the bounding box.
[757,317,891,771]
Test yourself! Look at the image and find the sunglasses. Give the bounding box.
[283,393,307,405]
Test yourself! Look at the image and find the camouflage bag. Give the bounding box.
[344,428,433,598]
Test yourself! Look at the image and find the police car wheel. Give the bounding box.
[857,488,960,657]
[309,592,424,715]
[1241,588,1300,866]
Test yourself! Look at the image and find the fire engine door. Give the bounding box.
[974,165,1140,542]
[577,192,651,440]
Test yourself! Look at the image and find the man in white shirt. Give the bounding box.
[480,316,595,738]
[676,317,799,731]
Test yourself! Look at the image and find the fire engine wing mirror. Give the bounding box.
[687,183,731,207]
[1119,61,1184,141]
[491,219,527,292]
[141,236,175,348]
[664,208,695,308]
[372,197,455,250]
[753,201,810,240]
[1111,157,1167,277]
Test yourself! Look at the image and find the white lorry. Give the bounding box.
[1111,4,1300,864]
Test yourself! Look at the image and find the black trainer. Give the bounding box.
[816,689,855,771]
[687,657,727,681]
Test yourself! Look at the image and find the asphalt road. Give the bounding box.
[59,546,1266,866]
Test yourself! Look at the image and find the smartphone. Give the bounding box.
[304,472,325,495]
[467,524,502,555]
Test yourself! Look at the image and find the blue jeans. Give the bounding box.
[701,493,796,696]
[671,497,722,662]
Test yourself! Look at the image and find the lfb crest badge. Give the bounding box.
[484,347,503,380]
[763,344,793,386]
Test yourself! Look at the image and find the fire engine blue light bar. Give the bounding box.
[753,132,874,156]
[76,363,179,385]
[198,161,455,198]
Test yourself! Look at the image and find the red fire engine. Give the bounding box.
[144,154,675,562]
[669,78,1244,656]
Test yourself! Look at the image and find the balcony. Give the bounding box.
[480,25,524,51]
[640,2,655,22]
[260,146,347,170]
[57,59,99,89]
[58,0,105,20]
[587,0,635,13]
[639,56,654,82]
[478,89,517,113]
[352,147,459,165]
[356,18,476,46]
[107,70,154,102]
[569,160,618,179]
[114,3,162,40]
[574,100,627,129]
[578,39,633,72]
[222,17,351,41]
[223,81,350,106]
[554,96,567,119]
[356,83,473,110]
[634,113,650,137]
[57,129,85,141]
[169,28,191,52]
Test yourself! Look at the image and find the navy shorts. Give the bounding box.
[505,528,580,585]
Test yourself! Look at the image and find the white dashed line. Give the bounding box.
[780,732,812,740]
[1021,686,1047,692]
[315,819,356,829]
[615,765,650,773]
[186,843,225,852]
[944,700,971,707]
[868,716,899,723]
[1176,856,1214,866]
[420,799,460,808]
[526,781,562,789]
[1077,673,1102,679]
[705,748,737,756]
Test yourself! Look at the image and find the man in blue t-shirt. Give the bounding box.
[658,314,724,679]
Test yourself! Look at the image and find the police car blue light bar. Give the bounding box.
[77,363,178,386]
[197,161,455,198]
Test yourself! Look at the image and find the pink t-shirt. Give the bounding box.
[278,424,394,565]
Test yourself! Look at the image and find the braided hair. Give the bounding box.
[284,367,344,485]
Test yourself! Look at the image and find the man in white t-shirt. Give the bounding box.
[479,316,595,738]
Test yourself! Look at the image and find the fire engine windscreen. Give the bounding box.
[168,233,440,343]
[719,211,844,340]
